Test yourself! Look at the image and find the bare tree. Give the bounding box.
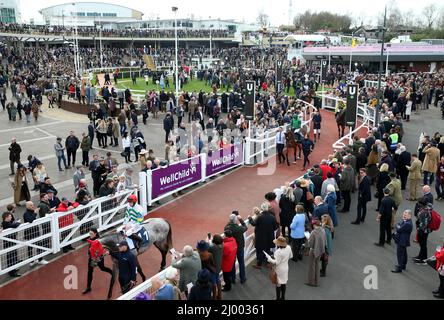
[257,12,269,28]
[423,4,438,29]
[402,9,417,28]
[439,9,444,29]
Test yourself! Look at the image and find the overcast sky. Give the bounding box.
[19,0,441,26]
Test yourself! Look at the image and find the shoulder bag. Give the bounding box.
[268,265,278,285]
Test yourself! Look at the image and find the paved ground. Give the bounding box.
[224,106,444,300]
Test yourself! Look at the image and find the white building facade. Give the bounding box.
[39,2,143,27]
[0,0,21,23]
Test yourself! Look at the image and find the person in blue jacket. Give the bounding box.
[391,210,413,273]
[108,241,137,294]
[325,184,338,227]
[290,205,307,262]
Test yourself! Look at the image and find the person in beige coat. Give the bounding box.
[407,154,423,201]
[12,165,31,205]
[266,236,293,300]
[386,172,402,228]
[306,219,326,287]
[422,143,441,186]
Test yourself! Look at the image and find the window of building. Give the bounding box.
[102,13,117,17]
[0,8,16,23]
[76,12,86,17]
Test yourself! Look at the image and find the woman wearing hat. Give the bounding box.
[376,163,391,210]
[12,165,30,206]
[265,236,293,300]
[196,240,218,298]
[188,269,213,300]
[139,149,148,170]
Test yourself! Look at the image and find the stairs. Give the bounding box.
[144,54,156,71]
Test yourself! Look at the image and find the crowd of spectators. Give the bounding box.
[0,23,234,39]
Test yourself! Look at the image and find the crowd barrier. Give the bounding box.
[0,190,136,276]
[139,143,244,207]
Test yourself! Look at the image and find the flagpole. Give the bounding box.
[349,32,354,73]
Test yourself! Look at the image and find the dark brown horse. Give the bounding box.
[284,130,300,166]
[336,108,346,138]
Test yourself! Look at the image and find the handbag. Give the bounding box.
[392,232,400,244]
[120,151,128,158]
[306,191,314,203]
[268,266,278,285]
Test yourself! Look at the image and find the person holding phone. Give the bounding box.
[2,212,21,277]
[24,201,48,266]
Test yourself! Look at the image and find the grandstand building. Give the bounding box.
[39,2,143,27]
[0,0,20,23]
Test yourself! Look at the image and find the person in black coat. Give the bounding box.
[379,151,395,172]
[65,131,80,168]
[312,196,329,220]
[248,206,277,269]
[9,138,21,176]
[2,212,21,277]
[195,106,205,130]
[377,164,392,210]
[279,191,296,238]
[23,201,47,264]
[391,210,413,273]
[108,241,137,294]
[82,227,113,295]
[397,147,411,190]
[163,113,174,143]
[352,169,372,224]
[88,122,95,149]
[188,269,213,300]
[309,167,323,197]
[99,179,115,197]
[375,189,397,246]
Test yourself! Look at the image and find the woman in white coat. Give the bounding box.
[266,236,293,300]
[405,96,412,122]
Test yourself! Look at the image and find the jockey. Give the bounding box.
[120,194,145,250]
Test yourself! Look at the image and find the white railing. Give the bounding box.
[364,80,387,89]
[0,189,136,276]
[318,93,376,150]
[244,98,318,166]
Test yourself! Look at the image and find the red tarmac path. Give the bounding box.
[0,110,368,300]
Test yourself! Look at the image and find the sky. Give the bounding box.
[18,0,441,26]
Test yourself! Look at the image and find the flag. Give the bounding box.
[351,38,357,48]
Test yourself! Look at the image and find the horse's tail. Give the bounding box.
[165,220,173,249]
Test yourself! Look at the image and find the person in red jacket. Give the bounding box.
[221,229,238,292]
[320,160,332,181]
[57,197,78,253]
[433,243,444,299]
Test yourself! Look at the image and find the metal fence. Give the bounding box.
[0,189,136,276]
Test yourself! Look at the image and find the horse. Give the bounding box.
[91,218,173,299]
[284,129,301,166]
[336,108,346,138]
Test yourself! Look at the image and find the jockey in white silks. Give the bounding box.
[118,194,145,250]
